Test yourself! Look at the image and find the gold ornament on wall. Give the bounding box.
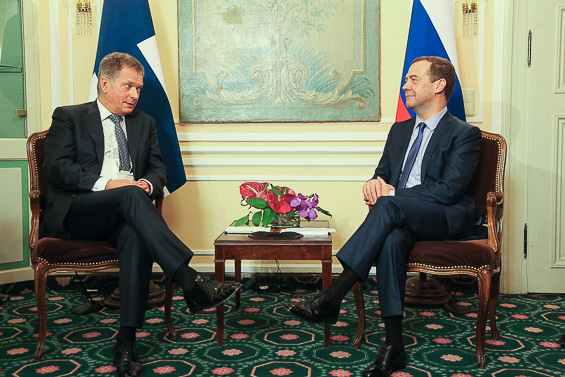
[462,1,478,36]
[76,1,93,36]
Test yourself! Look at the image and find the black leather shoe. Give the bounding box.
[362,344,407,377]
[184,274,242,314]
[112,341,142,377]
[285,289,340,324]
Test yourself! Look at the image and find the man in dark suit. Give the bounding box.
[41,52,241,377]
[287,56,483,377]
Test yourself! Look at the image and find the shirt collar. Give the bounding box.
[415,106,448,132]
[96,99,121,122]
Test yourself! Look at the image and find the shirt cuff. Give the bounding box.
[388,190,395,196]
[139,178,153,195]
[92,177,110,191]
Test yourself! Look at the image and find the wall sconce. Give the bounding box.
[76,1,93,36]
[462,1,478,36]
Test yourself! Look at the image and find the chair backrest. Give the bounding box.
[470,130,507,216]
[26,130,49,210]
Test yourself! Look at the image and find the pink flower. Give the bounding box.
[511,314,529,319]
[212,367,234,375]
[276,350,296,357]
[539,341,560,348]
[250,297,265,302]
[425,324,444,330]
[230,333,249,340]
[558,315,565,321]
[56,277,71,287]
[280,334,299,340]
[499,356,520,363]
[486,339,506,346]
[169,348,189,355]
[500,303,516,308]
[10,296,24,301]
[100,318,117,324]
[290,298,302,303]
[441,354,463,362]
[222,349,243,356]
[433,338,453,344]
[54,318,72,324]
[181,332,200,339]
[451,374,472,377]
[544,304,559,309]
[7,348,28,355]
[146,318,163,324]
[524,327,543,333]
[270,367,293,376]
[94,365,116,373]
[192,319,209,324]
[333,321,348,327]
[244,307,260,313]
[48,297,64,301]
[82,332,102,339]
[330,351,351,359]
[392,373,415,377]
[238,319,255,325]
[330,335,350,342]
[329,370,353,377]
[153,366,176,374]
[36,365,60,374]
[464,313,478,318]
[8,318,26,324]
[136,332,150,338]
[61,348,81,355]
[558,358,565,365]
[419,311,436,317]
[284,320,301,326]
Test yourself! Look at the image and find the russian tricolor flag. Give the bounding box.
[88,0,186,194]
[396,0,466,122]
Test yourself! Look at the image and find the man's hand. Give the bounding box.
[135,180,151,194]
[363,177,395,205]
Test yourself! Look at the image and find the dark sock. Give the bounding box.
[383,316,404,351]
[116,326,136,346]
[324,266,360,307]
[173,263,199,295]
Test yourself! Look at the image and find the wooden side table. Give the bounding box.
[214,220,333,347]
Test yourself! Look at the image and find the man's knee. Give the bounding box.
[120,186,152,205]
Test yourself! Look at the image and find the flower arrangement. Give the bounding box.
[235,182,332,227]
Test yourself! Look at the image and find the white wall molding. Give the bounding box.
[49,0,60,111]
[186,175,371,182]
[178,132,389,142]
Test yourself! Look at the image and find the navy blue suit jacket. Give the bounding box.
[372,111,482,239]
[41,101,167,239]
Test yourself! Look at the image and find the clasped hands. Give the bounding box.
[363,177,395,205]
[105,179,151,194]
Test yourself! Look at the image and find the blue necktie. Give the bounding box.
[108,115,131,172]
[398,122,426,189]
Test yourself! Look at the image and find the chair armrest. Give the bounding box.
[486,191,504,256]
[29,189,41,254]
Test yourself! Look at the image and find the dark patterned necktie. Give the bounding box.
[108,114,131,172]
[398,122,426,189]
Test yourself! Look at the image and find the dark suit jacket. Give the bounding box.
[40,101,167,239]
[372,111,482,239]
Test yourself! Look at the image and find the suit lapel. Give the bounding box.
[421,111,452,175]
[125,111,141,177]
[82,102,105,165]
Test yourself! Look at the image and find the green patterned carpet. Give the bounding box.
[0,276,564,377]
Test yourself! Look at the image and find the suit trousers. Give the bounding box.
[337,196,453,317]
[65,186,194,328]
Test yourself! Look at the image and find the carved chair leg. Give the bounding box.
[353,281,365,349]
[34,266,48,362]
[475,270,492,369]
[489,272,501,340]
[164,280,177,341]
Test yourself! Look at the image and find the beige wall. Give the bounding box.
[33,0,496,273]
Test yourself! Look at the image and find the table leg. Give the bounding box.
[215,258,225,347]
[322,255,332,348]
[235,260,241,309]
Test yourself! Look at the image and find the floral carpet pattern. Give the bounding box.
[0,276,564,377]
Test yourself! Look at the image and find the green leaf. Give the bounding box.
[252,211,262,226]
[262,207,276,226]
[247,197,268,209]
[317,207,332,217]
[235,215,249,226]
